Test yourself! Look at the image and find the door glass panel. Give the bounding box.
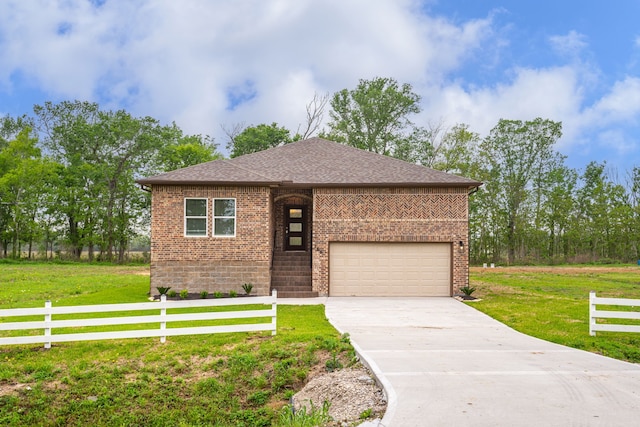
[289,208,302,218]
[289,237,302,246]
[289,223,302,232]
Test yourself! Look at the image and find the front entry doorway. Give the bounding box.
[285,205,306,251]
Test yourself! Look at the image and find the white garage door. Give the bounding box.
[329,242,451,296]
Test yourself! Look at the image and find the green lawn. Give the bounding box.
[4,262,640,425]
[469,265,640,362]
[0,261,353,426]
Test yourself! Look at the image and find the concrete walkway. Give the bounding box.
[323,297,640,427]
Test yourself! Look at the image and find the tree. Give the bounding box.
[0,128,54,258]
[327,77,421,156]
[480,118,563,264]
[155,126,221,172]
[574,162,632,261]
[0,114,34,150]
[539,163,577,261]
[295,92,330,140]
[34,100,216,262]
[226,123,291,158]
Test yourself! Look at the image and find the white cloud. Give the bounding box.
[581,76,640,125]
[0,0,637,168]
[549,30,588,58]
[422,66,583,142]
[0,0,494,145]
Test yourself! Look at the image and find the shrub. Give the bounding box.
[213,291,223,298]
[242,283,253,295]
[229,290,238,298]
[179,289,189,299]
[167,290,177,298]
[200,291,208,299]
[460,286,476,296]
[156,286,171,295]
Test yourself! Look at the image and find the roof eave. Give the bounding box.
[276,181,483,189]
[136,179,483,189]
[135,179,279,187]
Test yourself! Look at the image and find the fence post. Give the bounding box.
[589,291,596,337]
[160,295,167,343]
[44,300,52,349]
[271,290,277,336]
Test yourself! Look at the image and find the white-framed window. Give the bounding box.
[213,198,236,237]
[184,198,208,237]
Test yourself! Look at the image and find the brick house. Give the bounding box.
[137,137,481,297]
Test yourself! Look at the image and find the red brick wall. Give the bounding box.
[312,187,470,296]
[149,185,272,295]
[150,184,471,297]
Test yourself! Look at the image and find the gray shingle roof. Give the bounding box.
[137,137,481,188]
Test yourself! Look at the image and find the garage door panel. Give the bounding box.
[329,242,451,297]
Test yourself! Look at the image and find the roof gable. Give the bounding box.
[138,137,481,188]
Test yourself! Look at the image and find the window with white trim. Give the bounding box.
[213,198,236,237]
[185,198,208,237]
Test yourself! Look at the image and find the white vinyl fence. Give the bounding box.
[589,291,640,336]
[0,291,277,348]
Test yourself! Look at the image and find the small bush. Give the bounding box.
[156,286,171,295]
[242,283,253,295]
[200,291,208,299]
[213,291,223,298]
[460,286,476,296]
[229,290,238,298]
[167,290,177,298]
[179,289,189,299]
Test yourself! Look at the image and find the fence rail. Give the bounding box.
[0,291,277,348]
[589,291,640,336]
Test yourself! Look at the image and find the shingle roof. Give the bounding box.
[137,137,481,188]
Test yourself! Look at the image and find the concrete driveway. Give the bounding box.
[324,297,640,427]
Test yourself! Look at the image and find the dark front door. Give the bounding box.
[285,205,306,251]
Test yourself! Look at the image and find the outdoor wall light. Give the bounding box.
[459,241,464,251]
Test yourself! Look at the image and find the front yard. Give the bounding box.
[3,262,640,425]
[469,265,640,363]
[0,262,353,426]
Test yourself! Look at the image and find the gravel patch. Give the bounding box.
[292,366,387,426]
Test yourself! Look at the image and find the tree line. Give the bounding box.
[0,101,220,262]
[1,78,639,264]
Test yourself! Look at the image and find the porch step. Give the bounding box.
[278,291,319,298]
[271,251,313,298]
[276,286,319,298]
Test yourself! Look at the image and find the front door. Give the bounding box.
[285,205,306,251]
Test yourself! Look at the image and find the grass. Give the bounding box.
[469,265,640,363]
[0,261,354,426]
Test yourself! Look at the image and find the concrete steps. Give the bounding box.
[271,251,317,298]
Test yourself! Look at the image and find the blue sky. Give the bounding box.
[0,0,639,174]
